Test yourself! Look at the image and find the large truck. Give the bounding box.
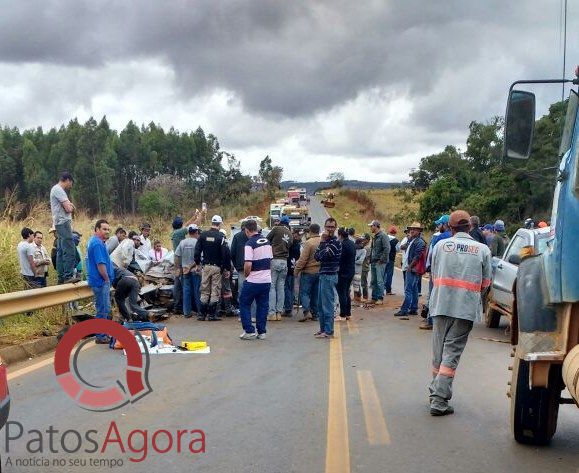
[503,69,579,445]
[281,205,311,231]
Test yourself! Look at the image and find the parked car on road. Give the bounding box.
[485,226,551,328]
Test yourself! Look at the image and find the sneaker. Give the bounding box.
[314,331,323,336]
[419,323,433,330]
[239,332,257,340]
[393,311,408,317]
[257,333,266,340]
[64,276,81,284]
[430,405,454,416]
[267,314,276,321]
[276,313,282,321]
[386,292,395,295]
[314,332,329,339]
[334,315,346,321]
[95,336,111,345]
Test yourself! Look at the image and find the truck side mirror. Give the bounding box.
[504,90,535,160]
[508,254,522,266]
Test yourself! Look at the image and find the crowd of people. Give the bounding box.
[16,171,549,416]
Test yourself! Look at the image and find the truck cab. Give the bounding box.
[503,74,579,445]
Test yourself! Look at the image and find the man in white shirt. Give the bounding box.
[27,231,51,287]
[111,231,139,269]
[17,227,36,288]
[138,223,152,255]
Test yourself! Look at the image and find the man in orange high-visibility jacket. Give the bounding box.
[428,210,492,416]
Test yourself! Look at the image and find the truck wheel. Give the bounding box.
[484,294,501,328]
[510,356,562,445]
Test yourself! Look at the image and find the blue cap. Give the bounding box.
[280,216,290,224]
[494,219,505,232]
[482,224,494,231]
[434,215,450,225]
[172,216,183,229]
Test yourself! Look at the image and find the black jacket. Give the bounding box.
[388,237,399,262]
[469,227,487,245]
[194,228,226,269]
[338,238,356,279]
[287,240,301,276]
[230,231,248,271]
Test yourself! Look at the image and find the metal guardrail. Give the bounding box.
[0,282,94,318]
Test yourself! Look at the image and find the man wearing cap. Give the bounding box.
[489,219,509,257]
[194,215,227,321]
[175,225,202,318]
[170,210,204,314]
[266,216,293,320]
[481,224,495,246]
[295,223,321,322]
[368,220,390,305]
[49,171,79,284]
[384,226,399,295]
[428,210,492,415]
[394,222,426,317]
[138,223,152,256]
[419,216,451,329]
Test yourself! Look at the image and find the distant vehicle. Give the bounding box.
[282,205,311,231]
[321,192,335,208]
[485,226,551,328]
[0,355,9,430]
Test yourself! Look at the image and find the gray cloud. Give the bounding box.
[0,1,577,181]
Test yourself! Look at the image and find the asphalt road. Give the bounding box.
[2,198,578,472]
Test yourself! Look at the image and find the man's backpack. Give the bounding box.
[413,240,428,276]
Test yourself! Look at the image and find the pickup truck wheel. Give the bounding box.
[484,294,501,328]
[510,356,561,445]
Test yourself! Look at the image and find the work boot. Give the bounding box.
[208,303,221,321]
[197,303,208,321]
[430,405,454,416]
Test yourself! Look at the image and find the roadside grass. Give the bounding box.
[0,193,270,345]
[326,188,422,237]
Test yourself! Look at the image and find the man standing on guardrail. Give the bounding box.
[50,172,79,284]
[86,219,114,344]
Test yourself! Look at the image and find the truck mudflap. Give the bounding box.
[515,254,561,356]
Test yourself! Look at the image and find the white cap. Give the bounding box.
[211,215,223,224]
[187,224,199,232]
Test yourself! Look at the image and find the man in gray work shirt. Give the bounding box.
[50,171,79,284]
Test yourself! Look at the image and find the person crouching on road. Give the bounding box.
[86,219,114,344]
[239,219,273,340]
[113,267,150,322]
[336,227,355,321]
[428,210,492,416]
[314,218,342,339]
[194,215,227,321]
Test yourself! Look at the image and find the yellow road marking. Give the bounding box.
[346,319,359,335]
[8,342,95,381]
[326,323,350,473]
[357,370,391,446]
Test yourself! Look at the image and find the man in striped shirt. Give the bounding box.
[239,219,273,340]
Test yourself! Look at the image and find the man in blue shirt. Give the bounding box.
[86,219,114,344]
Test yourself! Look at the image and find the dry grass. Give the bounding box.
[326,188,421,236]
[0,194,270,345]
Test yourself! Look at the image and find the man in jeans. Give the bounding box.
[395,222,426,318]
[368,220,390,305]
[239,219,273,340]
[266,216,292,321]
[384,226,398,295]
[50,172,79,284]
[86,219,114,344]
[175,225,201,318]
[295,223,321,322]
[314,217,342,339]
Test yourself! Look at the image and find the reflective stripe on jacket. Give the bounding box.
[429,232,492,322]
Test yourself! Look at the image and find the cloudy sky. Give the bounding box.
[0,1,577,182]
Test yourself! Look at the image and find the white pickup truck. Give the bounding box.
[485,226,551,328]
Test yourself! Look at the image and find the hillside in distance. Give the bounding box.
[280,180,398,194]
